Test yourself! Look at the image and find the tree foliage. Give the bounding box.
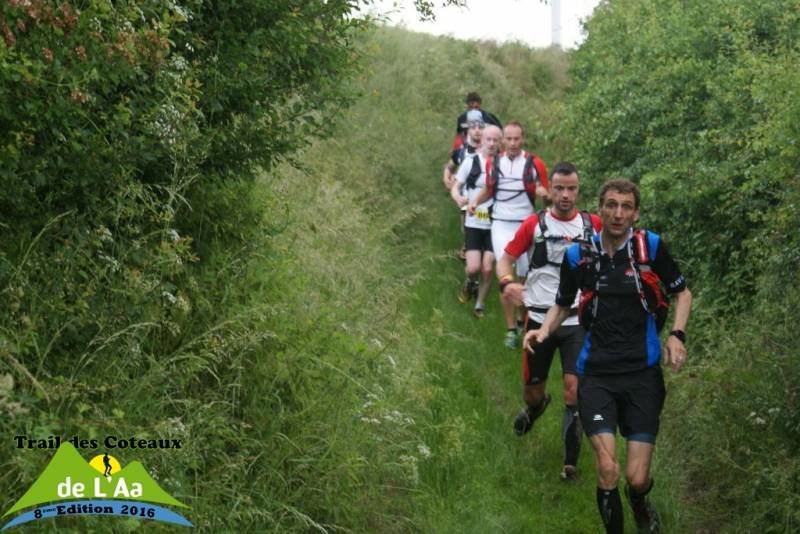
[562,0,800,310]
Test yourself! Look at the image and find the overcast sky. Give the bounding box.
[367,0,601,49]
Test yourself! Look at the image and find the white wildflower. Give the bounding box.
[172,4,192,21]
[97,225,114,243]
[167,416,186,434]
[175,295,190,312]
[360,417,381,425]
[417,443,431,459]
[170,55,188,73]
[98,253,120,272]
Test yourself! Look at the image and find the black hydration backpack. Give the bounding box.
[529,210,594,271]
[465,154,483,190]
[576,229,670,332]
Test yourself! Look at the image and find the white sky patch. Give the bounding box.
[367,0,600,49]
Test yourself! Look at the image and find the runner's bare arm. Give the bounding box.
[497,253,524,306]
[442,161,456,190]
[450,181,467,207]
[663,288,692,372]
[523,304,571,352]
[468,186,489,214]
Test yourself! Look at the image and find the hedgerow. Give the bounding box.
[560,1,800,530]
[0,0,371,529]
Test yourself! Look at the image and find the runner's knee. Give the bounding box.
[523,385,546,406]
[563,374,578,405]
[596,455,620,486]
[625,469,651,492]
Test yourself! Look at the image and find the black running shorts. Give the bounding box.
[523,320,585,385]
[578,366,666,443]
[464,227,493,253]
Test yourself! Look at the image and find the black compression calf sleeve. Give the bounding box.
[626,478,654,506]
[562,405,582,466]
[596,487,624,534]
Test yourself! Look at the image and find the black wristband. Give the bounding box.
[669,330,686,344]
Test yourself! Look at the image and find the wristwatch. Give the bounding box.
[669,330,686,344]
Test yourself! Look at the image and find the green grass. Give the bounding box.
[393,164,692,533]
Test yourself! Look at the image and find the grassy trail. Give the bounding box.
[394,178,692,532]
[397,186,601,532]
[284,27,690,532]
[339,27,605,532]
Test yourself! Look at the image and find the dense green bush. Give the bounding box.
[561,1,800,530]
[0,0,370,529]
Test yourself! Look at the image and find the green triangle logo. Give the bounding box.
[3,443,188,517]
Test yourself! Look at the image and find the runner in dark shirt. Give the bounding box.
[453,91,502,146]
[524,179,692,534]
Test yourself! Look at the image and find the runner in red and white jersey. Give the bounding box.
[497,162,601,482]
[469,121,549,348]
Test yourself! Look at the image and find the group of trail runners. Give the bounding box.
[442,92,692,534]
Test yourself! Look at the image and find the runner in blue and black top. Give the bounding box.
[558,227,685,376]
[524,179,692,534]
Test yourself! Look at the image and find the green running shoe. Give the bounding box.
[503,329,519,349]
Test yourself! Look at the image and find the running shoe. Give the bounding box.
[473,306,484,319]
[513,394,551,436]
[560,465,578,482]
[458,280,472,304]
[515,319,524,336]
[625,485,661,534]
[503,329,519,349]
[468,279,479,299]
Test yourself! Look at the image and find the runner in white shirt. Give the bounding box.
[443,114,484,260]
[450,125,502,317]
[497,162,602,481]
[469,121,549,348]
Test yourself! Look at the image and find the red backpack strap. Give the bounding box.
[484,155,497,197]
[633,229,650,265]
[522,153,549,207]
[630,229,669,331]
[521,152,538,206]
[533,156,549,189]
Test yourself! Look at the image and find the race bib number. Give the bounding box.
[475,209,490,222]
